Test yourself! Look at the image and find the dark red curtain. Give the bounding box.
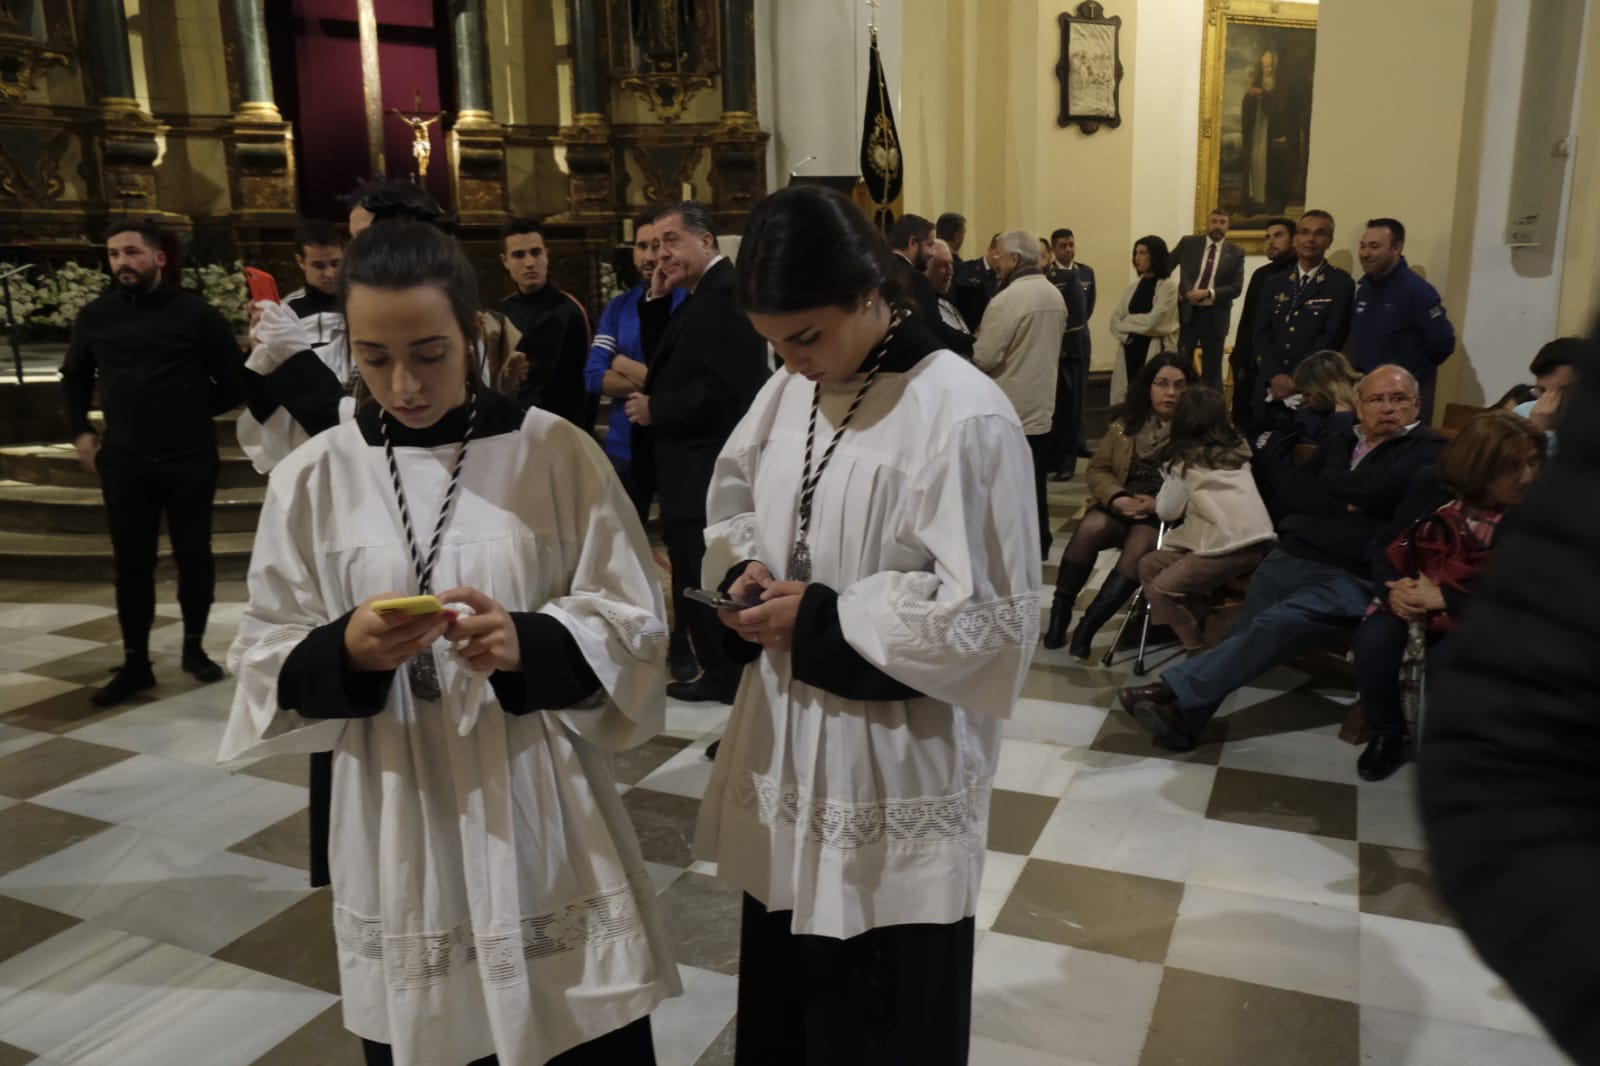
[266,0,453,221]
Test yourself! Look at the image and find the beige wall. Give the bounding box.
[1303,0,1486,408]
[903,0,1141,369]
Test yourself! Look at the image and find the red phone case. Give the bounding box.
[245,266,280,304]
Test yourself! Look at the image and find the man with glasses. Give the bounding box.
[1119,365,1445,753]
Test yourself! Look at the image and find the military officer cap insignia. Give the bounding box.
[1429,304,1444,318]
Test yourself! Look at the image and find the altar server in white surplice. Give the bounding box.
[220,221,679,1066]
[693,185,1041,1066]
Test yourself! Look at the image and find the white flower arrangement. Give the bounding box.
[598,262,624,307]
[0,259,248,334]
[182,261,251,330]
[0,263,110,332]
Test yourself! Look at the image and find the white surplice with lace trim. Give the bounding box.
[219,409,680,1066]
[695,348,1042,940]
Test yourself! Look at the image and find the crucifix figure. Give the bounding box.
[866,0,879,31]
[390,91,446,180]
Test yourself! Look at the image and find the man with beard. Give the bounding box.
[1174,209,1246,389]
[1229,215,1296,426]
[585,209,691,680]
[60,219,244,704]
[499,217,593,428]
[889,213,974,356]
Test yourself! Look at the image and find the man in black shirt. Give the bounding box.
[1229,215,1295,426]
[498,218,593,429]
[281,218,350,387]
[61,219,244,705]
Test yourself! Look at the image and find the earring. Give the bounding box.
[864,299,875,309]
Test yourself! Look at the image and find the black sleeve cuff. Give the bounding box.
[278,609,395,718]
[264,349,345,434]
[240,368,280,423]
[718,561,764,666]
[488,612,602,714]
[790,584,924,702]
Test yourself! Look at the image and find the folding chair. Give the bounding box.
[1101,521,1168,676]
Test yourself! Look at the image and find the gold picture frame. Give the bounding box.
[1194,0,1319,253]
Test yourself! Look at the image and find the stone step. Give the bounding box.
[0,444,265,490]
[86,410,242,449]
[0,481,264,535]
[0,529,256,582]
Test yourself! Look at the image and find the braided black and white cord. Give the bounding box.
[796,311,905,539]
[381,395,478,595]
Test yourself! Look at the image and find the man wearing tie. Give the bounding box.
[1174,209,1246,388]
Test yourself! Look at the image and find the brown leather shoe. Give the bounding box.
[1118,680,1176,714]
[1129,698,1197,753]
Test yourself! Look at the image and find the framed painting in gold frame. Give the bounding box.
[1194,0,1319,253]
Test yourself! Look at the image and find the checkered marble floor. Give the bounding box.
[0,479,1568,1065]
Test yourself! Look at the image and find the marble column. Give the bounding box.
[449,0,508,219]
[452,0,493,123]
[229,0,281,120]
[225,0,296,219]
[569,0,607,123]
[559,0,614,219]
[82,0,161,213]
[710,0,769,224]
[82,0,138,109]
[719,0,755,118]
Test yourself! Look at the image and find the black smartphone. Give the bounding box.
[685,588,762,611]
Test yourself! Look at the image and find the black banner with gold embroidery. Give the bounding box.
[859,28,903,233]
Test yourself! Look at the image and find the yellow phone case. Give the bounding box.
[371,594,445,617]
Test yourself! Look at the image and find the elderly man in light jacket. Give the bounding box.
[975,229,1069,558]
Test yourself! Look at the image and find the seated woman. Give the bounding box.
[1044,352,1196,657]
[1352,410,1544,781]
[1138,387,1276,652]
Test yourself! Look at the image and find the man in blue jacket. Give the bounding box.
[1350,218,1456,422]
[584,209,691,680]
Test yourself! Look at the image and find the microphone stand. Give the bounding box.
[0,264,36,385]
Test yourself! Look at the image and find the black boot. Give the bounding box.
[1068,573,1140,660]
[1042,561,1093,650]
[182,635,225,684]
[91,659,157,707]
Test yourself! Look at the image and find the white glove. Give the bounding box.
[443,601,492,737]
[248,301,314,373]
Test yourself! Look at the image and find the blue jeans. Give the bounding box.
[1163,549,1372,730]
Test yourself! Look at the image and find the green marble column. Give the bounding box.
[452,0,493,121]
[719,0,754,116]
[570,0,606,122]
[229,0,280,119]
[83,0,137,107]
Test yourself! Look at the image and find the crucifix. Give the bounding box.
[390,91,446,180]
[866,0,879,31]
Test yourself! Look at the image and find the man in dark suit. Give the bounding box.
[952,232,1001,332]
[889,214,975,356]
[1229,215,1296,426]
[1253,209,1356,420]
[1174,208,1247,389]
[1047,227,1096,472]
[626,201,770,703]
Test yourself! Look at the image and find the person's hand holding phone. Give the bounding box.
[718,564,808,652]
[345,592,456,672]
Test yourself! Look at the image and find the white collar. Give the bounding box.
[689,255,727,294]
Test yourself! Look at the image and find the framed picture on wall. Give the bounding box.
[1056,2,1123,134]
[1195,0,1319,252]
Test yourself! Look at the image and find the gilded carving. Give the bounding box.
[629,144,703,204]
[0,125,69,203]
[619,73,713,123]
